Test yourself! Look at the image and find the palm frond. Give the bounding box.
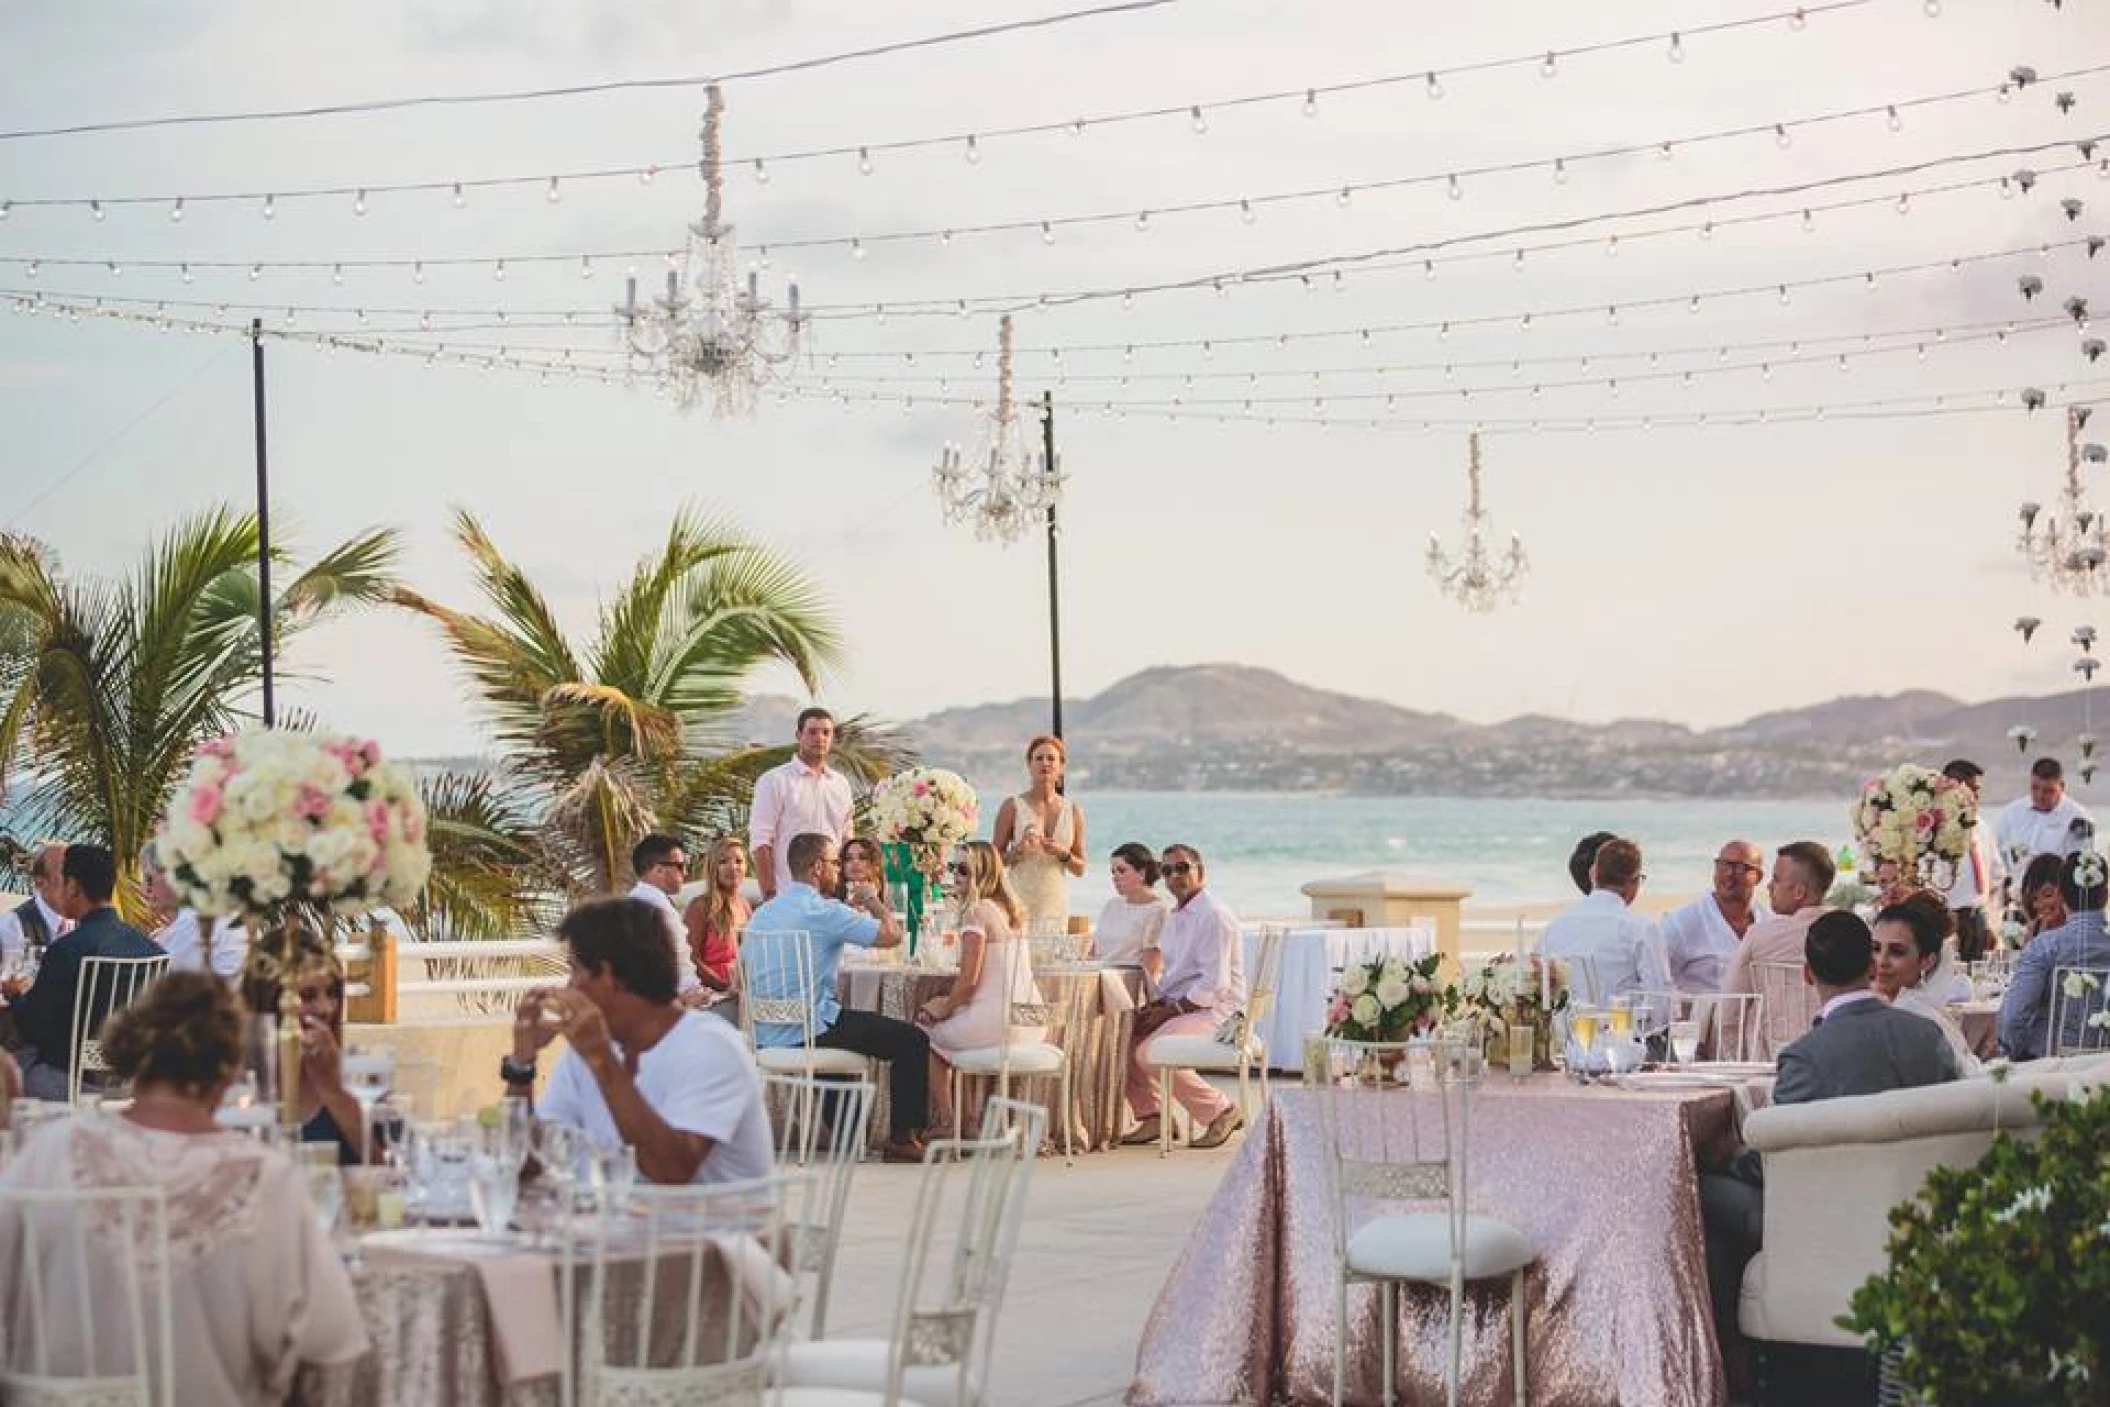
[543,755,660,893]
[407,769,558,940]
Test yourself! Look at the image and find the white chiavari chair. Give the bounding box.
[776,1101,1047,1407]
[68,954,173,1107]
[1320,1038,1533,1407]
[2048,965,2110,1056]
[762,1073,873,1338]
[737,932,877,1133]
[1753,961,1818,1058]
[1141,924,1287,1156]
[0,1182,174,1407]
[942,998,1072,1165]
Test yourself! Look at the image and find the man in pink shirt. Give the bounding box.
[1121,844,1248,1151]
[750,708,855,899]
[1716,841,1836,1057]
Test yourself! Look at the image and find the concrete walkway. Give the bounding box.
[819,1120,1249,1407]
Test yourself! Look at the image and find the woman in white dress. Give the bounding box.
[0,970,367,1403]
[1091,841,1169,978]
[992,735,1087,931]
[918,841,1044,1136]
[1872,892,1981,1074]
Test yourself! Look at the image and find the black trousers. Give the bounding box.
[1699,1162,1765,1347]
[818,1008,930,1138]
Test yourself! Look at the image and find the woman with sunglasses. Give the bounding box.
[241,928,372,1164]
[916,841,1044,1137]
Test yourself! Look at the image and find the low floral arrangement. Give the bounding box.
[868,767,979,857]
[158,729,431,921]
[1851,763,1978,887]
[1842,1083,2109,1405]
[1450,952,1570,1032]
[1324,952,1449,1042]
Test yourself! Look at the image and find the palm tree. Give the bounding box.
[0,508,401,917]
[395,506,909,900]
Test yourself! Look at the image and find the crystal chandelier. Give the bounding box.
[1426,432,1529,612]
[615,84,806,417]
[2017,406,2110,595]
[931,314,1061,544]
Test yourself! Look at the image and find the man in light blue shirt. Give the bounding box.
[744,832,924,1159]
[1538,836,1672,1004]
[1998,851,2110,1059]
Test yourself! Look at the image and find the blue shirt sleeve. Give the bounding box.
[1998,936,2054,1059]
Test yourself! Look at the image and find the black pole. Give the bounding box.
[1042,390,1064,743]
[251,318,275,728]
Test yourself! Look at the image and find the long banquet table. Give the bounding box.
[837,961,1145,1150]
[1126,1077,1735,1407]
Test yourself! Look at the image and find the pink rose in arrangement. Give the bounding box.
[295,783,333,821]
[188,783,224,825]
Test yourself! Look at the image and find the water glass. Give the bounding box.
[1506,1021,1536,1082]
[467,1153,520,1237]
[1669,1020,1702,1067]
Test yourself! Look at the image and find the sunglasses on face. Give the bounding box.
[1161,860,1195,877]
[947,862,972,877]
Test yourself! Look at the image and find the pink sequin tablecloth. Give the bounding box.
[1127,1078,1735,1407]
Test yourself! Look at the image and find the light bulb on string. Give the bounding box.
[850,238,866,260]
[1667,31,1685,62]
[1424,261,1437,281]
[1997,85,2011,104]
[1802,209,1815,233]
[262,194,276,219]
[1540,51,1558,78]
[169,198,184,223]
[1040,222,1056,244]
[937,229,952,248]
[90,200,104,222]
[857,147,873,175]
[579,255,593,279]
[1239,199,1256,225]
[493,259,507,281]
[1699,221,1714,240]
[1775,124,1792,148]
[640,165,657,184]
[1512,249,1526,272]
[1336,186,1352,207]
[1425,71,1444,99]
[247,263,260,281]
[331,263,343,285]
[1068,118,1085,137]
[545,177,562,203]
[107,261,120,277]
[1896,192,1911,214]
[964,135,981,164]
[1448,173,1463,200]
[1190,105,1208,134]
[1302,88,1318,117]
[1778,285,1791,305]
[1135,210,1151,233]
[1887,105,1903,132]
[413,261,426,284]
[353,189,367,216]
[1789,7,1808,29]
[1658,142,1675,161]
[753,158,771,183]
[1606,235,1620,257]
[1552,159,1568,185]
[451,183,466,208]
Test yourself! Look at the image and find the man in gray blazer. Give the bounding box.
[1699,910,1960,1387]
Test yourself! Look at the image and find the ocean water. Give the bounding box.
[1020,792,1852,918]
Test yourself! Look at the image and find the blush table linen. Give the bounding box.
[1127,1078,1734,1407]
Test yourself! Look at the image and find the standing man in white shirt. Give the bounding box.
[0,842,72,968]
[1537,837,1672,1004]
[1939,759,2001,961]
[626,833,702,1002]
[750,707,855,900]
[1656,839,1768,994]
[1994,757,2095,873]
[1121,844,1248,1151]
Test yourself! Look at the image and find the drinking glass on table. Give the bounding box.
[1669,1020,1702,1067]
[467,1151,520,1237]
[1505,1021,1536,1083]
[340,1046,396,1165]
[1568,1007,1601,1076]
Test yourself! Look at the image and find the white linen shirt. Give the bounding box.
[1941,822,2001,911]
[1156,888,1247,1012]
[538,1010,773,1184]
[153,908,249,979]
[1993,793,2095,866]
[627,881,701,996]
[0,893,69,962]
[1538,890,1672,1004]
[749,758,855,894]
[1656,894,1764,995]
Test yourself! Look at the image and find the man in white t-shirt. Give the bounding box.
[503,896,771,1185]
[1994,756,2095,873]
[626,832,702,1001]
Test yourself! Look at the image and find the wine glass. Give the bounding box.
[340,1047,396,1166]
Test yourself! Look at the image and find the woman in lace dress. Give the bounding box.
[1091,842,1169,979]
[0,971,367,1403]
[1872,893,1980,1073]
[992,736,1087,931]
[918,841,1044,1136]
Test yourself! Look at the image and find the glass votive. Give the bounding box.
[1301,1034,1329,1087]
[1506,1021,1536,1082]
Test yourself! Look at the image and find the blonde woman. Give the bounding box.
[917,840,1045,1136]
[682,836,750,997]
[992,736,1087,930]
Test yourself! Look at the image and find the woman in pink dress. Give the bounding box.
[918,840,1044,1136]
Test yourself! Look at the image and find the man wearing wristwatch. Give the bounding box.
[1119,843,1248,1151]
[504,897,771,1185]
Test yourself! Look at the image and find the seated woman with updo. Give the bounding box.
[0,971,368,1403]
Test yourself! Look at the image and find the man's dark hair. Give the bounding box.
[1161,842,1203,868]
[2032,756,2065,783]
[630,832,684,879]
[786,832,835,881]
[1805,910,1875,987]
[1568,832,1615,895]
[795,707,835,734]
[1941,759,1983,786]
[558,897,678,1005]
[61,844,117,904]
[1591,838,1643,890]
[1776,840,1837,899]
[2059,849,2106,912]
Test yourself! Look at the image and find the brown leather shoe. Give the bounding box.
[1119,1115,1163,1147]
[1190,1108,1245,1150]
[879,1135,927,1164]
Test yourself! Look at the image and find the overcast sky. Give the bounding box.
[3,0,2108,756]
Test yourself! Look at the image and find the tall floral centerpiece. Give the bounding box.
[1323,952,1450,1076]
[867,767,978,947]
[1452,952,1570,1071]
[1851,763,1979,891]
[159,729,431,1122]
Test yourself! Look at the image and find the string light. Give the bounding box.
[1189,105,1208,134]
[1668,32,1686,62]
[1426,71,1444,99]
[1302,88,1318,117]
[451,182,465,208]
[964,134,981,164]
[857,146,873,175]
[544,176,560,203]
[1540,51,1559,79]
[1239,199,1256,225]
[90,200,103,221]
[353,189,367,216]
[1887,104,1903,132]
[262,194,275,219]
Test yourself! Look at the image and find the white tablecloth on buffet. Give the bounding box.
[1239,924,1436,1070]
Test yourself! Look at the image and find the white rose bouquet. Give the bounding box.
[868,767,979,882]
[158,728,432,923]
[1324,951,1449,1042]
[1452,952,1569,1034]
[1852,763,1978,887]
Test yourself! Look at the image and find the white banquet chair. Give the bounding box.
[943,999,1073,1164]
[2048,965,2110,1056]
[1142,924,1287,1157]
[1753,961,1818,1058]
[776,1100,1047,1407]
[1320,1038,1534,1407]
[68,953,174,1106]
[737,930,877,1095]
[763,1073,873,1338]
[560,1172,808,1407]
[0,1182,175,1407]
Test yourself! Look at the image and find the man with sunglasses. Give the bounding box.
[1121,844,1247,1151]
[627,832,703,1002]
[1656,840,1768,994]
